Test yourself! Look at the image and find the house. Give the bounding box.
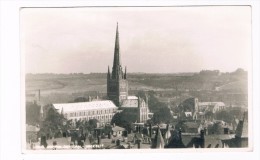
[166,113,248,149]
[186,122,202,134]
[112,126,126,138]
[198,102,226,113]
[166,129,226,148]
[220,113,248,148]
[181,97,226,121]
[175,121,202,134]
[26,124,40,143]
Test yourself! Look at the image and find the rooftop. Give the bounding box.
[112,126,125,132]
[26,124,40,132]
[53,100,117,113]
[199,102,225,106]
[127,96,138,100]
[184,122,200,129]
[121,99,138,108]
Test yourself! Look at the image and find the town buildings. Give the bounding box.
[180,97,226,120]
[53,100,118,124]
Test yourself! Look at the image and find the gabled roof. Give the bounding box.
[235,119,248,138]
[135,133,143,140]
[182,134,230,148]
[184,122,200,129]
[152,123,168,129]
[26,124,40,132]
[154,128,165,148]
[121,99,138,108]
[112,126,125,132]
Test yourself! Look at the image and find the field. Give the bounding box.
[26,70,248,107]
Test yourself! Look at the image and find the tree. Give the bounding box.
[39,106,66,138]
[137,90,173,124]
[73,97,88,103]
[215,110,233,123]
[87,119,98,131]
[210,122,223,134]
[111,112,135,132]
[26,102,41,125]
[205,111,214,120]
[232,68,247,76]
[180,98,195,112]
[151,107,173,124]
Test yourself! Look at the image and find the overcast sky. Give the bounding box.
[21,6,251,74]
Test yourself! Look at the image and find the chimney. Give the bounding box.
[204,128,207,136]
[178,129,182,141]
[116,139,121,146]
[137,140,141,149]
[200,130,205,148]
[98,135,101,145]
[149,123,152,138]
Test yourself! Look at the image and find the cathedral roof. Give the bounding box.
[121,96,142,108]
[127,96,138,100]
[121,99,138,108]
[53,100,117,113]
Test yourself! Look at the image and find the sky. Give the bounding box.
[21,6,251,74]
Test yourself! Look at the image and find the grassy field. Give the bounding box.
[25,72,248,105]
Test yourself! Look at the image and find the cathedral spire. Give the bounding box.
[112,22,122,79]
[107,23,128,107]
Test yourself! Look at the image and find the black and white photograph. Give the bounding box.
[20,6,252,151]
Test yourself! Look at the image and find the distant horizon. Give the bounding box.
[25,67,247,75]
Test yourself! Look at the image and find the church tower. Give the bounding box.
[107,23,128,107]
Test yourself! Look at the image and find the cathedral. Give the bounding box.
[53,23,152,124]
[107,23,128,107]
[107,23,152,123]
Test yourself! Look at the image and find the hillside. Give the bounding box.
[25,70,248,105]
